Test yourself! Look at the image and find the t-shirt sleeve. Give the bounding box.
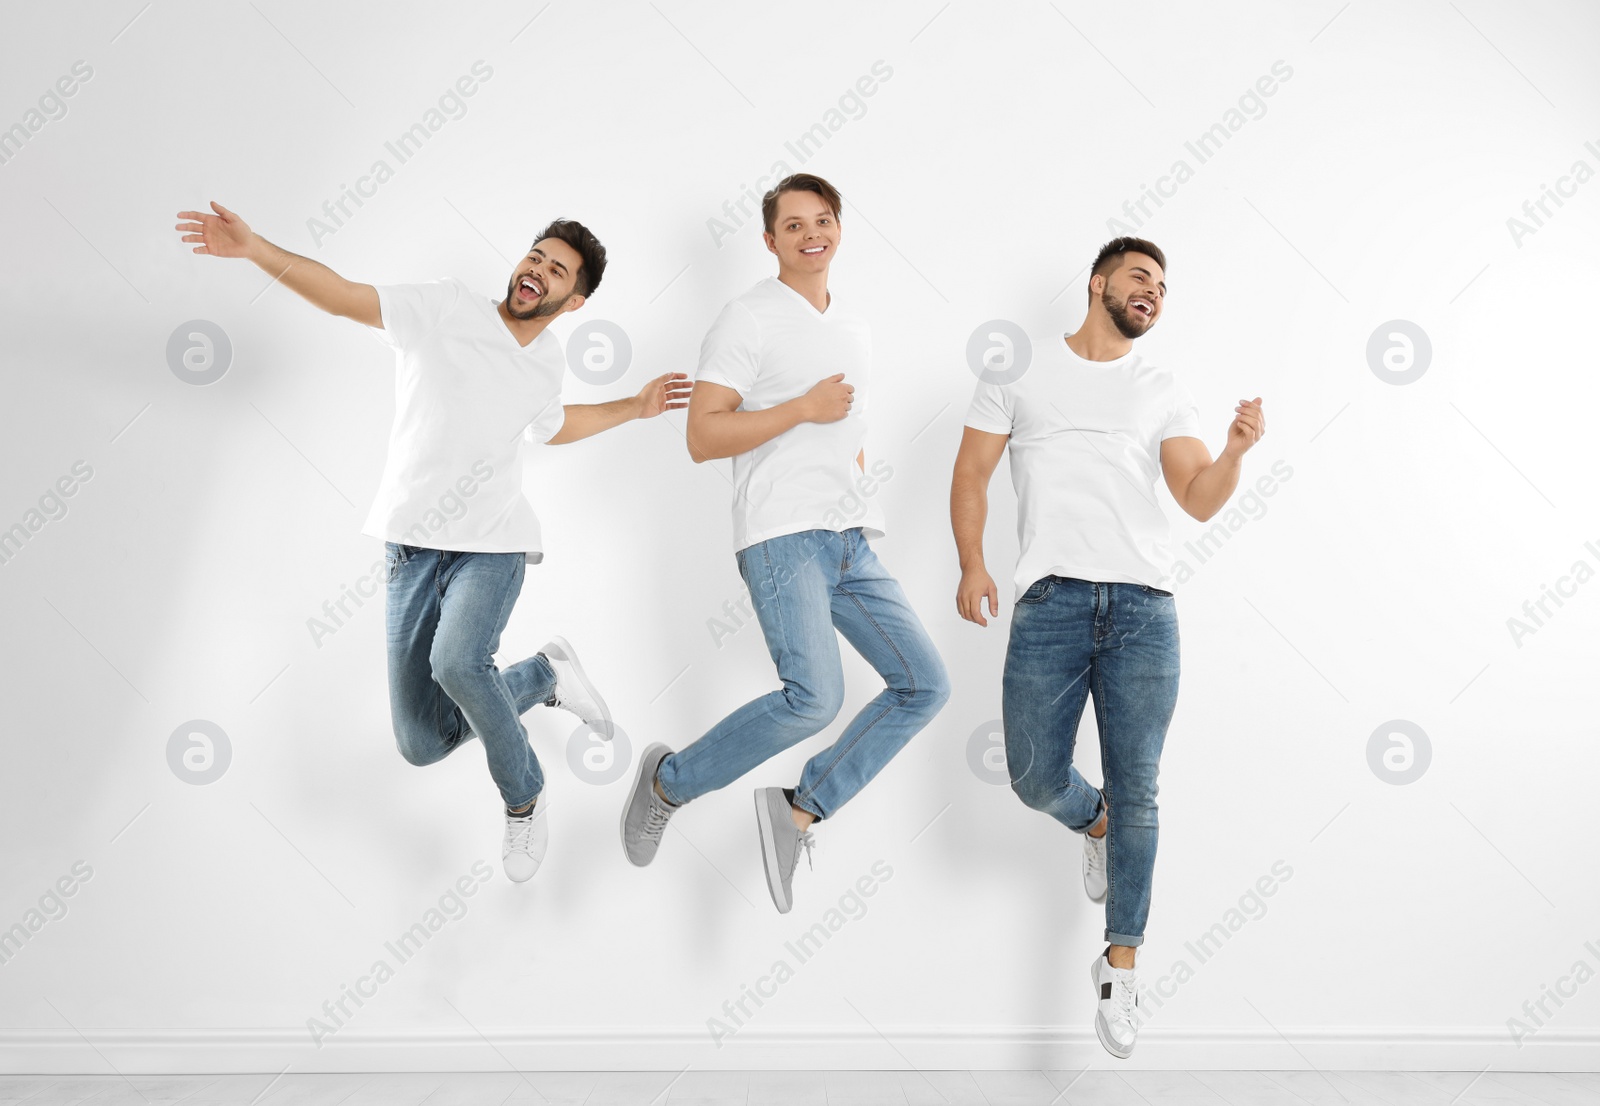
[371,279,460,351]
[1161,380,1204,441]
[523,395,566,445]
[963,378,1014,435]
[694,300,762,397]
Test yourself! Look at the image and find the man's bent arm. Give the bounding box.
[685,381,810,462]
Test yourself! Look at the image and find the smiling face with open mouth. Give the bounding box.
[764,188,840,274]
[1097,251,1166,340]
[505,237,586,320]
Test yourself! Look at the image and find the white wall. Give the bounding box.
[2,0,1596,1075]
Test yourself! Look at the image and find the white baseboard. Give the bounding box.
[1,1026,1595,1074]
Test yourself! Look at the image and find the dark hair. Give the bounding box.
[534,218,607,297]
[1089,237,1166,299]
[761,173,843,236]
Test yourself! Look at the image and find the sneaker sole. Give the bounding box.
[1090,959,1135,1059]
[754,788,793,914]
[621,743,669,867]
[546,634,614,740]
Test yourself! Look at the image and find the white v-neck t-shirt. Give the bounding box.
[361,278,567,563]
[696,276,886,552]
[964,335,1203,601]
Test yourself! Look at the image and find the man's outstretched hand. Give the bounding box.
[176,201,256,259]
[636,372,693,419]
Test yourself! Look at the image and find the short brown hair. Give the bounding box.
[761,173,843,236]
[1089,236,1166,299]
[534,218,607,297]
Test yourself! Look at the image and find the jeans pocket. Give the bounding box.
[1138,583,1174,598]
[385,543,406,584]
[1017,577,1054,605]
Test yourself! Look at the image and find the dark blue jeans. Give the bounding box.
[1002,575,1180,946]
[384,543,558,809]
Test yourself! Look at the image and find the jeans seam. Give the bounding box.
[798,582,916,811]
[440,554,530,789]
[1094,653,1116,940]
[487,556,534,801]
[753,541,793,689]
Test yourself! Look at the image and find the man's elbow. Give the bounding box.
[685,424,720,463]
[1183,496,1218,523]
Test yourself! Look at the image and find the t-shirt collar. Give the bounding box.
[483,295,556,354]
[770,275,833,318]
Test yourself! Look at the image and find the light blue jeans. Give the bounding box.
[1002,575,1181,947]
[384,542,558,810]
[656,528,950,820]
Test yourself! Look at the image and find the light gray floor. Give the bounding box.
[0,1070,1597,1105]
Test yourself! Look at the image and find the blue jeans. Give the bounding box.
[1002,575,1180,947]
[656,528,950,820]
[384,542,558,810]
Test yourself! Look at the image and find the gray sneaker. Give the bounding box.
[621,743,677,867]
[755,786,815,914]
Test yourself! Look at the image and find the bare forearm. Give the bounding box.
[687,399,809,462]
[547,397,641,445]
[1181,450,1244,521]
[245,236,373,322]
[951,475,990,570]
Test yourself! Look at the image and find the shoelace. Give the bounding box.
[1108,972,1137,1026]
[795,830,816,872]
[641,797,673,842]
[1085,834,1106,875]
[506,810,539,853]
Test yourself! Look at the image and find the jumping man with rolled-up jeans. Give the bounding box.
[620,173,951,913]
[176,201,690,883]
[950,237,1265,1058]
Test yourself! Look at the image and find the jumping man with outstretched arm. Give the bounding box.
[176,201,690,883]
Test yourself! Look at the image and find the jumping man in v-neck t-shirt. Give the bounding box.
[618,174,952,913]
[950,237,1265,1059]
[176,201,692,884]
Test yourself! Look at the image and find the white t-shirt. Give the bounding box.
[696,277,887,552]
[964,335,1203,601]
[362,278,567,563]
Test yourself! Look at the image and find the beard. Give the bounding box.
[1101,288,1153,340]
[504,277,572,320]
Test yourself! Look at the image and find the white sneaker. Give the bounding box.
[541,635,613,739]
[502,790,549,883]
[1083,823,1108,903]
[1090,949,1140,1059]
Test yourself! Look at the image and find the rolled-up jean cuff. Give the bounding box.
[1075,787,1107,833]
[654,761,687,808]
[1106,931,1145,948]
[793,791,826,821]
